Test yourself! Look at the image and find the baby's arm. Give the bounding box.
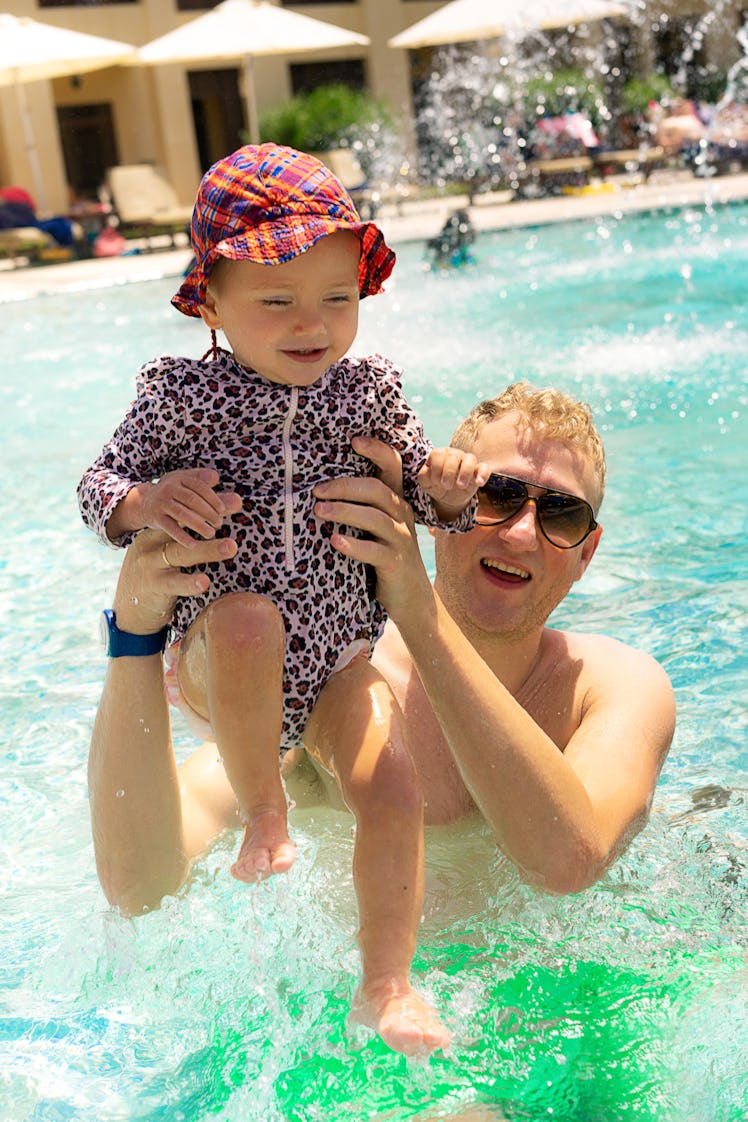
[361,354,485,528]
[106,467,234,546]
[78,359,240,549]
[417,447,489,523]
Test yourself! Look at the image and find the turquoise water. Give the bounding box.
[2,200,747,1120]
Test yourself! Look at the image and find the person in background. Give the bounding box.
[0,185,79,249]
[426,208,476,269]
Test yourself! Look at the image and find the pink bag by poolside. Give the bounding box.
[93,226,126,257]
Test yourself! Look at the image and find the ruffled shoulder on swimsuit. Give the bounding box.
[134,351,242,395]
[329,352,405,395]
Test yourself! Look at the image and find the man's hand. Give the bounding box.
[418,446,489,521]
[113,529,239,635]
[312,435,433,622]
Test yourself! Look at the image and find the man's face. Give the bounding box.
[433,412,602,643]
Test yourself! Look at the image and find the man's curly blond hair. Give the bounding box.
[451,382,606,512]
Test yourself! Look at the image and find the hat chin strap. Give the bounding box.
[202,328,220,363]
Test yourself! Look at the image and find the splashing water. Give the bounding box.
[406,1,748,197]
[2,200,747,1120]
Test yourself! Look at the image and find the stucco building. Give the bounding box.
[1,0,746,215]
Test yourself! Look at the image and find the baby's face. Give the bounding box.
[198,231,361,386]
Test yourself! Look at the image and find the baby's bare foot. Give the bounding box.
[351,981,451,1057]
[231,805,296,882]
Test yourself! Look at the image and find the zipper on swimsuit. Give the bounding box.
[282,387,298,571]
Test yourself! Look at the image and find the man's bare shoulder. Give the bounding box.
[378,618,672,707]
[548,629,675,847]
[551,628,671,687]
[545,628,675,741]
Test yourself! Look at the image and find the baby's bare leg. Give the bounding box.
[178,592,296,881]
[304,657,450,1057]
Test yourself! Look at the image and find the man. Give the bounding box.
[310,382,674,892]
[88,383,674,1047]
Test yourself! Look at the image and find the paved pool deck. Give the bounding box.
[3,168,748,303]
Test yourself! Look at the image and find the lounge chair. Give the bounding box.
[0,226,61,267]
[105,164,193,247]
[310,149,378,218]
[518,155,594,196]
[593,145,666,181]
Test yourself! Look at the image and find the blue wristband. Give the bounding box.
[100,609,169,658]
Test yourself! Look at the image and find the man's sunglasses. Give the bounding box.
[476,473,598,549]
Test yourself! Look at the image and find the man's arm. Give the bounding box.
[314,438,675,894]
[552,634,674,873]
[389,601,673,892]
[88,530,239,914]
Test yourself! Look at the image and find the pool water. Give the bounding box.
[2,200,747,1121]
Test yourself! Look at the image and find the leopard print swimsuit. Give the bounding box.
[78,350,473,752]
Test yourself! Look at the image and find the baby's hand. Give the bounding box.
[140,468,239,546]
[418,447,489,522]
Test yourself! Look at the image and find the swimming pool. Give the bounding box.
[2,199,747,1121]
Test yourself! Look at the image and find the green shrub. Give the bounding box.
[258,83,394,153]
[620,74,675,116]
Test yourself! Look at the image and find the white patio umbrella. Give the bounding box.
[388,0,628,49]
[0,13,136,210]
[138,0,370,146]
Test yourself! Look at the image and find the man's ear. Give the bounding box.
[198,290,221,329]
[574,523,602,582]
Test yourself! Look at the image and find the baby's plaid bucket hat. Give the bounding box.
[173,143,395,316]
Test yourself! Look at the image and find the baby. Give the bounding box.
[79,144,486,1054]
